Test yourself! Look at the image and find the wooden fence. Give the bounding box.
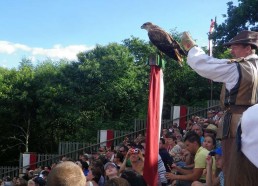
[0,166,19,178]
[1,101,221,178]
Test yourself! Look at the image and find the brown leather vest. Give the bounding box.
[221,58,258,108]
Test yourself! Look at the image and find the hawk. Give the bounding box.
[141,22,186,66]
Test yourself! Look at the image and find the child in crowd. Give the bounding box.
[192,147,224,186]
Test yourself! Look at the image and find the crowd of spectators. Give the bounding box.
[0,110,225,186]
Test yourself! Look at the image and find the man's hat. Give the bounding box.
[204,124,218,134]
[223,30,258,48]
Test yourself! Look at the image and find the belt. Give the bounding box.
[225,105,250,114]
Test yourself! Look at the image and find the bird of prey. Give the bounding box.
[141,22,186,66]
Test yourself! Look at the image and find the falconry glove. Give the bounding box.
[181,32,197,52]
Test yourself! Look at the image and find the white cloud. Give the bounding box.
[0,40,95,61]
[32,44,94,60]
[0,41,31,54]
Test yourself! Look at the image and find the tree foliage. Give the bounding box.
[212,0,258,55]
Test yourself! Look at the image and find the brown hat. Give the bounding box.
[223,30,258,48]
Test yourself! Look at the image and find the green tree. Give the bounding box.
[212,0,258,55]
[77,43,148,130]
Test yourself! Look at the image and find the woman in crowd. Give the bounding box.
[120,148,144,175]
[112,152,123,169]
[86,167,102,186]
[104,162,119,180]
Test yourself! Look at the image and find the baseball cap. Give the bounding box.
[209,147,222,156]
[104,162,118,170]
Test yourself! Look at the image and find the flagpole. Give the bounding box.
[209,18,215,101]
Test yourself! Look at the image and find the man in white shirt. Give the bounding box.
[181,30,258,181]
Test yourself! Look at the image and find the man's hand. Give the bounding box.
[165,172,176,180]
[181,32,196,52]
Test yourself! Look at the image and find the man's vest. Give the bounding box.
[220,58,258,138]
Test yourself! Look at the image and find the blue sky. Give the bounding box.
[0,0,238,69]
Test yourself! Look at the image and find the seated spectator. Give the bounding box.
[34,170,48,186]
[121,170,147,186]
[27,179,36,186]
[3,176,13,186]
[47,161,86,186]
[176,142,194,168]
[191,124,204,144]
[104,177,130,186]
[203,124,217,138]
[91,159,105,186]
[158,154,168,186]
[81,153,90,165]
[112,152,124,169]
[86,167,102,186]
[105,148,115,162]
[120,148,144,175]
[192,147,224,186]
[159,138,174,172]
[174,132,183,142]
[193,116,201,124]
[134,134,145,145]
[15,178,27,186]
[206,110,216,124]
[202,135,216,151]
[118,145,129,161]
[165,133,182,163]
[81,161,90,176]
[104,162,119,180]
[161,128,169,138]
[186,119,193,132]
[165,131,210,186]
[213,111,224,126]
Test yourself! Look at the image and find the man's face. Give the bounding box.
[105,165,118,177]
[119,147,127,156]
[162,129,168,135]
[230,44,251,58]
[129,152,140,162]
[191,125,202,136]
[165,137,174,145]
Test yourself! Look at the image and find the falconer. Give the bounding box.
[181,30,258,182]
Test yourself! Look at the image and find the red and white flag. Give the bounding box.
[209,19,215,34]
[209,18,216,57]
[143,55,164,186]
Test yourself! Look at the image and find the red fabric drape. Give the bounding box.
[143,66,163,186]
